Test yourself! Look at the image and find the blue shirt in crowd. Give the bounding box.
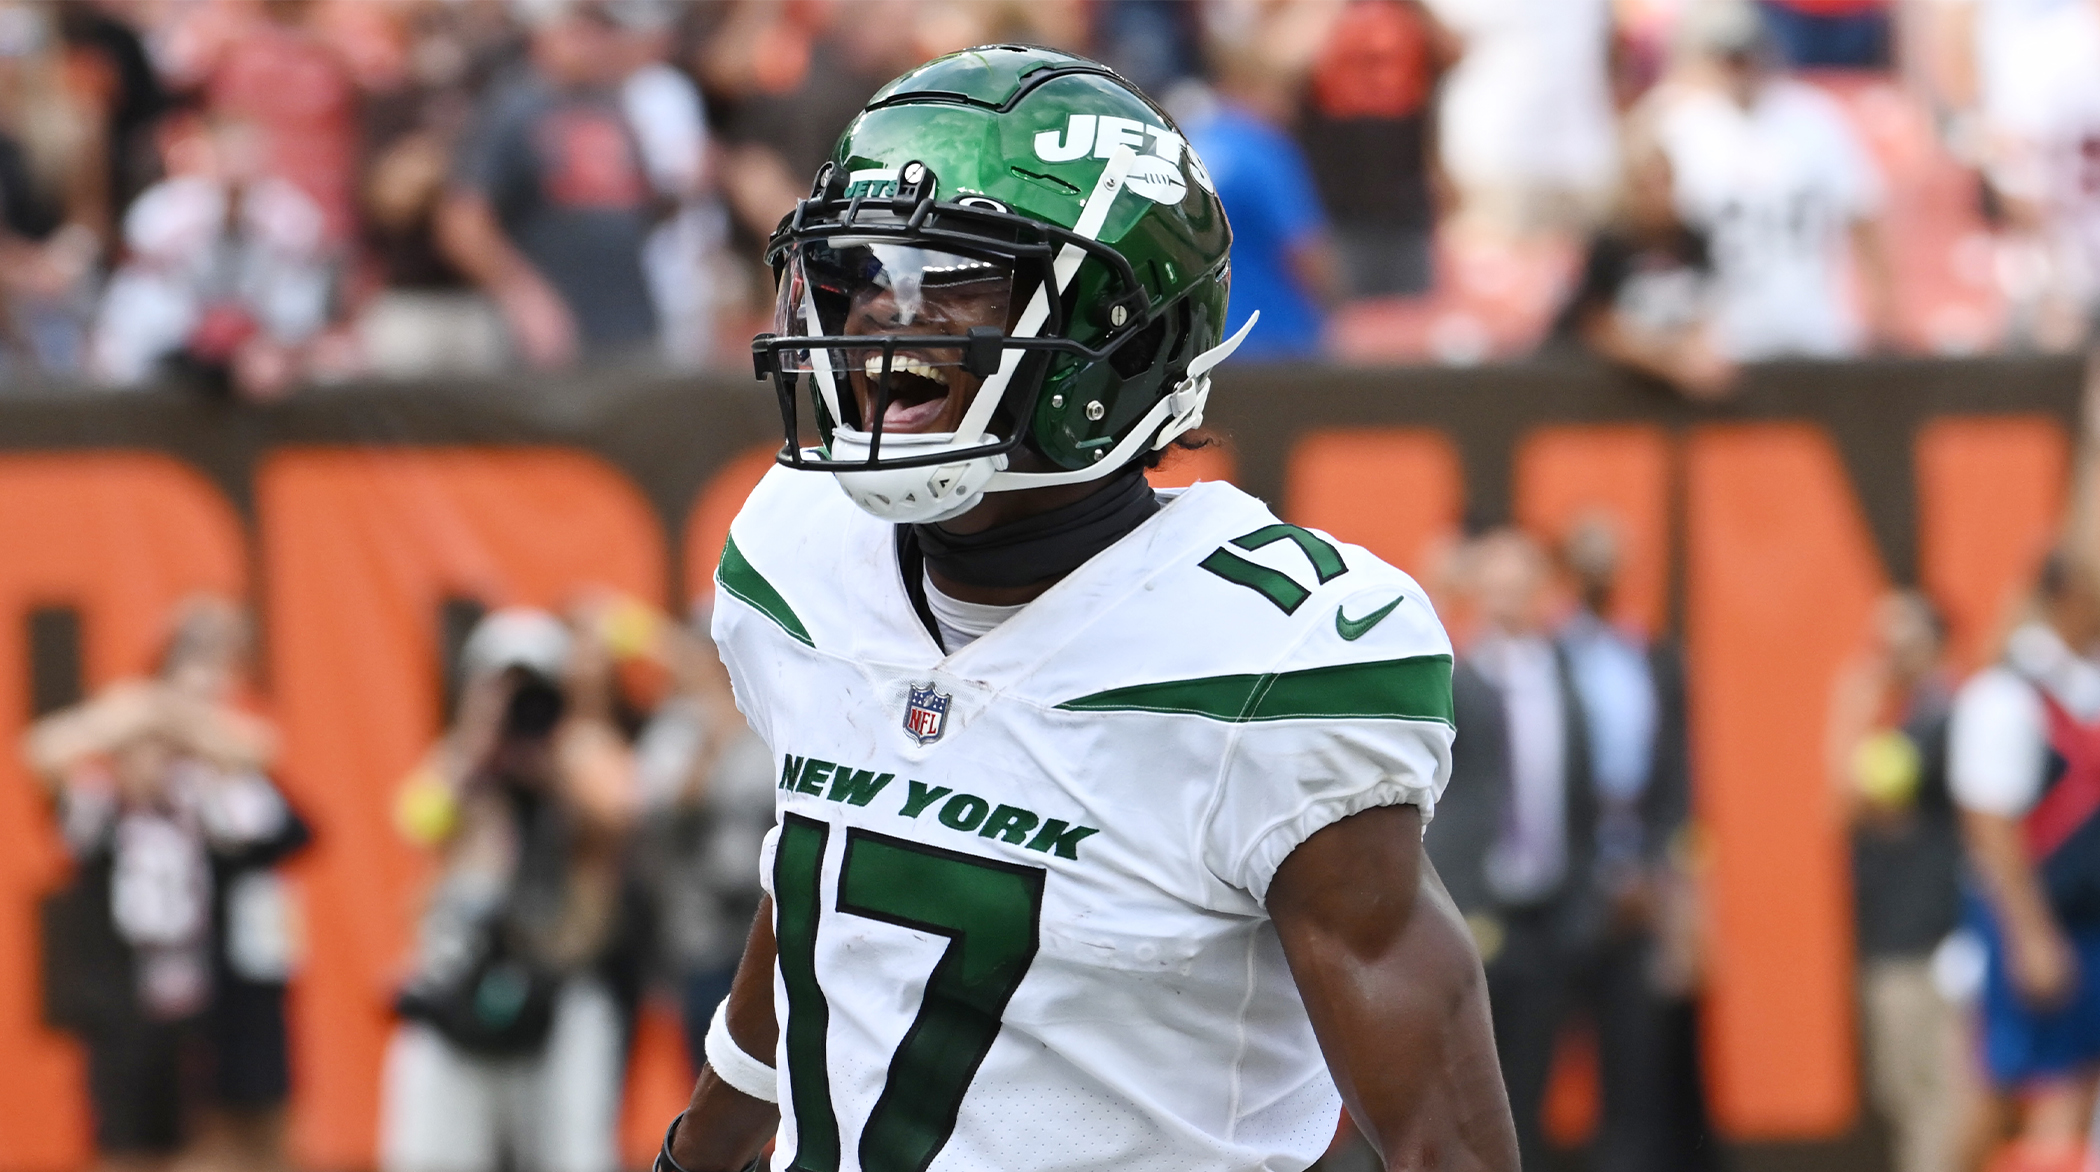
[1184,102,1329,361]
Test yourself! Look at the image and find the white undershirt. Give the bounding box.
[924,573,1026,652]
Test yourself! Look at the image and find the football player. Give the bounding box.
[659,46,1516,1172]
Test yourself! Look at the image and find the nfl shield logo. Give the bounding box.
[903,683,951,745]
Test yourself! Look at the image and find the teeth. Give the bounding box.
[865,354,944,382]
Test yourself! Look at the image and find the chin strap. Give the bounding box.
[1153,311,1258,450]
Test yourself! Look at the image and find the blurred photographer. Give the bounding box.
[596,591,774,1067]
[25,596,303,1172]
[1825,591,1967,1172]
[381,608,639,1172]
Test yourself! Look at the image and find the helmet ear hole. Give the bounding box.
[1109,314,1166,379]
[1160,298,1196,375]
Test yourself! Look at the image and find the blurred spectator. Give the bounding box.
[1557,516,1695,1172]
[1181,39,1338,360]
[357,121,505,375]
[90,115,333,400]
[353,2,520,378]
[382,607,641,1172]
[1421,0,1619,237]
[52,2,167,239]
[0,3,106,379]
[1548,148,1734,400]
[1296,0,1458,300]
[1651,1,1899,361]
[1949,552,2100,1172]
[1458,528,1598,1172]
[619,11,723,370]
[1557,518,1717,1172]
[26,595,302,1172]
[1962,0,2100,351]
[1758,0,1894,69]
[157,0,372,248]
[1826,590,1969,1172]
[609,594,772,1064]
[1422,556,1516,939]
[165,599,309,1172]
[1435,522,1703,1172]
[438,1,659,370]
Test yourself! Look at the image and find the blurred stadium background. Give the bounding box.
[1,2,2097,1172]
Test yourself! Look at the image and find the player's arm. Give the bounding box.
[1269,804,1519,1172]
[667,899,781,1172]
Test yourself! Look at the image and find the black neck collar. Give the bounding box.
[905,467,1161,592]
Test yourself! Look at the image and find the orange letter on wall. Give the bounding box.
[1514,425,1673,636]
[258,448,666,1169]
[1915,416,2069,672]
[1285,428,1464,581]
[0,453,248,1172]
[1685,425,1883,1139]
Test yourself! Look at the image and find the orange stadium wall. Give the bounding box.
[0,357,2080,1169]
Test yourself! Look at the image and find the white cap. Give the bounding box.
[461,608,570,681]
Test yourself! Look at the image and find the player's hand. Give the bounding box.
[2009,923,2079,1009]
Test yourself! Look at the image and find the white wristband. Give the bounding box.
[704,1000,778,1103]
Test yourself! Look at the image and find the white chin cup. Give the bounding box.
[828,428,1009,524]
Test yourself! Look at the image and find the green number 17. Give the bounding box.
[773,813,1045,1172]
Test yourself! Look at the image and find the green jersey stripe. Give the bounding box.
[1053,654,1454,725]
[718,533,814,647]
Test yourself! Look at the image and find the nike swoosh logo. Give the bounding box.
[1335,595,1404,641]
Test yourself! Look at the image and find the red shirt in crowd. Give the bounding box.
[1762,0,1890,14]
[204,21,360,244]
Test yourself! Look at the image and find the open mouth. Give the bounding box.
[862,353,955,432]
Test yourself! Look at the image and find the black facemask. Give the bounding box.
[910,466,1162,590]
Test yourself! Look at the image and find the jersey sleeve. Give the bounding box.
[1199,582,1457,903]
[1949,667,2048,817]
[709,594,774,749]
[706,465,833,752]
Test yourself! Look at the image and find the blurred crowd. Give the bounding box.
[0,0,2094,399]
[1387,514,2100,1172]
[28,590,775,1172]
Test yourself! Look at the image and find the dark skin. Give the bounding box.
[669,286,1518,1170]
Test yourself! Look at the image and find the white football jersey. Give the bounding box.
[711,466,1457,1172]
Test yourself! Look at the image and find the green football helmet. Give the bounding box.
[753,45,1251,524]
